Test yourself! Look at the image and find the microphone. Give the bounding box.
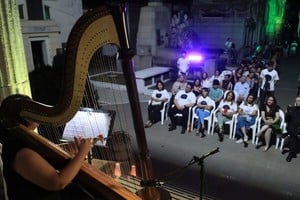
[207,147,220,156]
[193,147,220,162]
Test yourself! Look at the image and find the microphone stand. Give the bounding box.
[192,147,220,200]
[138,147,220,200]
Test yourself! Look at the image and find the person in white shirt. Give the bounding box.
[145,81,170,128]
[215,91,238,141]
[234,76,250,105]
[201,72,212,89]
[195,88,215,137]
[177,50,190,76]
[168,83,196,134]
[259,61,279,107]
[235,94,259,144]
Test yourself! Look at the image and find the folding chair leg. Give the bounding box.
[275,138,279,149]
[280,138,285,151]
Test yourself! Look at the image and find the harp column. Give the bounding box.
[0,0,32,101]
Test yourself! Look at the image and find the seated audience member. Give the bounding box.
[233,67,243,83]
[235,94,259,144]
[209,79,223,107]
[170,74,187,105]
[247,70,259,97]
[201,72,212,89]
[285,96,300,162]
[221,74,233,91]
[168,83,196,134]
[195,88,214,137]
[145,80,170,128]
[0,94,103,200]
[192,78,202,98]
[215,91,238,141]
[234,75,250,105]
[210,70,222,86]
[256,95,281,151]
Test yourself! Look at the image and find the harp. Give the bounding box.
[0,4,171,200]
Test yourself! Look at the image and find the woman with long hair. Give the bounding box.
[256,95,281,151]
[145,80,170,128]
[215,90,238,141]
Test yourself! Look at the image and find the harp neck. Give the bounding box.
[0,6,120,127]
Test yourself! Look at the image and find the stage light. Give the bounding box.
[187,53,204,62]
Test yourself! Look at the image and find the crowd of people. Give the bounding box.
[145,49,300,163]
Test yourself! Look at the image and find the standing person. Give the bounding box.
[259,61,280,107]
[145,81,170,128]
[256,95,281,151]
[195,88,215,137]
[235,94,259,144]
[177,50,190,76]
[168,83,196,134]
[224,37,233,54]
[0,94,104,200]
[285,96,300,162]
[290,40,298,56]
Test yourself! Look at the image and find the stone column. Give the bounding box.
[0,0,32,101]
[135,2,170,69]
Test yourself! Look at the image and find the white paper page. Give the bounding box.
[63,111,111,146]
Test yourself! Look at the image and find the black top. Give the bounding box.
[0,123,98,200]
[260,104,280,119]
[286,106,300,135]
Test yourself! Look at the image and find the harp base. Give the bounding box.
[136,187,172,200]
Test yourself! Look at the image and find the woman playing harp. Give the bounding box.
[0,94,105,200]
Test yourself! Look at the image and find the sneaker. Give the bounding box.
[236,138,244,144]
[244,136,248,142]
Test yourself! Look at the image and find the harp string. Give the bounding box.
[83,43,137,178]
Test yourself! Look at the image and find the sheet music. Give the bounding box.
[63,111,111,146]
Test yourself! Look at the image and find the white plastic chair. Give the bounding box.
[188,101,216,133]
[255,109,286,149]
[275,109,287,150]
[211,110,238,137]
[210,90,238,137]
[232,107,260,143]
[148,99,170,125]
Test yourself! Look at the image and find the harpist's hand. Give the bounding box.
[95,134,104,143]
[74,137,96,154]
